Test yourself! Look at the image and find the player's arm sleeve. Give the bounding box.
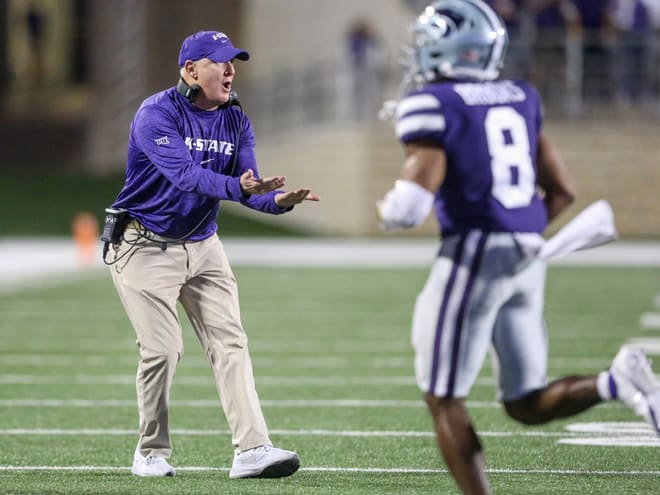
[133,105,245,201]
[377,92,446,230]
[377,144,445,230]
[230,119,291,215]
[394,92,446,145]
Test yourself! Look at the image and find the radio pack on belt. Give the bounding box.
[101,207,129,245]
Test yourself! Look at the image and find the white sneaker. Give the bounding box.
[132,449,176,477]
[609,345,660,434]
[229,444,300,479]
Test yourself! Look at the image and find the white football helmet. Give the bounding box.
[404,0,508,83]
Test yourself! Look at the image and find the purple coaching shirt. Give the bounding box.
[395,79,548,236]
[112,88,287,240]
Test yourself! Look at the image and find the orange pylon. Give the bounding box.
[72,212,99,267]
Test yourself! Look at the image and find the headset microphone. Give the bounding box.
[220,89,240,108]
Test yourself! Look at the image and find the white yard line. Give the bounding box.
[3,423,659,454]
[0,354,616,368]
[0,398,449,408]
[0,374,421,386]
[0,339,414,354]
[0,428,534,437]
[0,425,652,438]
[625,338,660,354]
[640,312,660,330]
[0,465,659,475]
[558,437,660,447]
[0,398,622,409]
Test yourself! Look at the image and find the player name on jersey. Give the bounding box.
[453,81,527,106]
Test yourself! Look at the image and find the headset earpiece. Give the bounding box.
[176,78,201,102]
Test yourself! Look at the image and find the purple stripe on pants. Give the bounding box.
[608,372,618,399]
[446,232,488,397]
[428,235,467,396]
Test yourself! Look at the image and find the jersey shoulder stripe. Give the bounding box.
[395,91,445,141]
[396,114,446,139]
[396,93,441,119]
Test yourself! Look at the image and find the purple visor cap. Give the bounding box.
[178,31,250,67]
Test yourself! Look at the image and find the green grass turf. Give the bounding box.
[1,265,659,494]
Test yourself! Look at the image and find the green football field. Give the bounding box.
[1,264,659,494]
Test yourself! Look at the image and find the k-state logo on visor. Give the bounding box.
[212,32,228,43]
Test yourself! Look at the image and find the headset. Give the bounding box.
[176,78,240,107]
[176,77,200,101]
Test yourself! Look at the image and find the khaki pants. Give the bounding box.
[109,232,270,457]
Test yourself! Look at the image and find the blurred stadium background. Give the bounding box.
[1,0,659,239]
[2,2,660,493]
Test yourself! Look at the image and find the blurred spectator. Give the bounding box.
[644,0,660,24]
[485,0,534,79]
[529,0,579,110]
[345,19,388,121]
[642,0,660,111]
[611,0,654,106]
[25,1,47,87]
[570,0,618,103]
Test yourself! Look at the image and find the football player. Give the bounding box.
[377,1,660,493]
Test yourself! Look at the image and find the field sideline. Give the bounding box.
[1,238,659,494]
[2,236,660,288]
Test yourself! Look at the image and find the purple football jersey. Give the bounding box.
[112,88,286,240]
[395,79,548,236]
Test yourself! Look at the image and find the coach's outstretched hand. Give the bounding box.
[240,169,286,195]
[275,188,321,208]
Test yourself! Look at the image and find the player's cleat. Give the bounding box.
[229,444,300,479]
[131,449,176,477]
[609,345,660,434]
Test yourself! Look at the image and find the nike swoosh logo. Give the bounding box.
[200,158,215,165]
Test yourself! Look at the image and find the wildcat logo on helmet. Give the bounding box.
[405,0,508,83]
